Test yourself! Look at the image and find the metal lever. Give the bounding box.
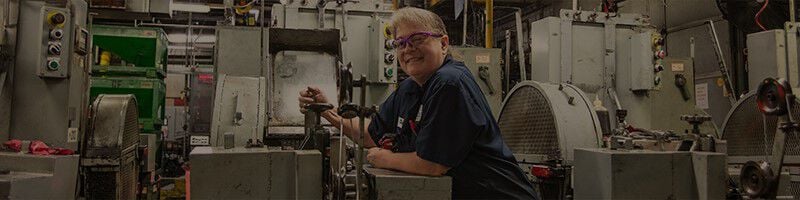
[233,93,244,125]
[478,66,495,95]
[675,74,690,101]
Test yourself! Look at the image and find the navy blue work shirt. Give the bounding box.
[368,57,538,199]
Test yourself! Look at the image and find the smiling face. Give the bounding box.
[393,22,450,85]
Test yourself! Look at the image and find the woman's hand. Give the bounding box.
[298,86,329,113]
[367,147,393,169]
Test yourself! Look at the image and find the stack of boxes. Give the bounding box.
[89,25,167,198]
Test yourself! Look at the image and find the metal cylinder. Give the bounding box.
[497,81,602,163]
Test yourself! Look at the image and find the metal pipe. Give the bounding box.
[514,10,525,81]
[708,20,739,103]
[789,0,795,26]
[504,30,510,94]
[356,75,367,200]
[186,12,192,69]
[138,22,217,30]
[572,0,577,10]
[462,0,468,45]
[485,0,493,48]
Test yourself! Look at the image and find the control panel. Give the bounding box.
[369,16,397,84]
[38,7,71,78]
[629,31,665,91]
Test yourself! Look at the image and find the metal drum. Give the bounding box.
[83,94,140,199]
[721,92,800,161]
[497,81,603,163]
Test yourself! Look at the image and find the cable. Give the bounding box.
[755,0,769,31]
[762,114,771,161]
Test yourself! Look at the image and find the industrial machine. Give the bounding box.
[734,78,800,199]
[0,1,153,199]
[191,0,455,197]
[574,149,728,199]
[497,80,727,199]
[0,1,89,198]
[209,74,267,147]
[497,80,602,199]
[81,94,140,199]
[530,9,710,135]
[721,26,800,198]
[89,24,168,198]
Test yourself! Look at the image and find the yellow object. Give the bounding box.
[100,51,111,66]
[46,11,65,28]
[716,78,725,87]
[383,24,393,38]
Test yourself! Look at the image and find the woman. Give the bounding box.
[299,7,537,199]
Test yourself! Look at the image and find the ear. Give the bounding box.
[440,35,450,52]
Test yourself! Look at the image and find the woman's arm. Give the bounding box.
[322,109,377,148]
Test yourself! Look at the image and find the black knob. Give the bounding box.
[48,44,62,55]
[50,13,66,25]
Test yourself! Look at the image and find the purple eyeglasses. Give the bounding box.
[392,31,444,49]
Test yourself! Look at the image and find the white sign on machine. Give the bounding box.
[695,83,709,109]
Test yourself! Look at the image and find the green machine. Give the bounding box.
[88,25,168,197]
[91,25,168,78]
[89,77,166,132]
[89,24,167,130]
[89,24,167,132]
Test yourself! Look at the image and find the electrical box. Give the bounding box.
[746,30,793,90]
[450,47,503,118]
[629,32,658,91]
[38,7,71,78]
[369,16,397,84]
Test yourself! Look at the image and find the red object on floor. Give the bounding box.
[3,139,22,152]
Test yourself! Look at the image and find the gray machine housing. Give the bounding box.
[574,149,728,199]
[82,94,140,200]
[210,74,267,147]
[364,167,452,200]
[6,0,90,150]
[450,47,504,118]
[746,27,800,91]
[0,1,88,199]
[189,147,323,199]
[530,10,707,133]
[0,153,80,199]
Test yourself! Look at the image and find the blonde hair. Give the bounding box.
[390,7,448,37]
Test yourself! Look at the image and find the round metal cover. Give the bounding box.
[722,92,800,158]
[497,81,602,163]
[86,94,139,158]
